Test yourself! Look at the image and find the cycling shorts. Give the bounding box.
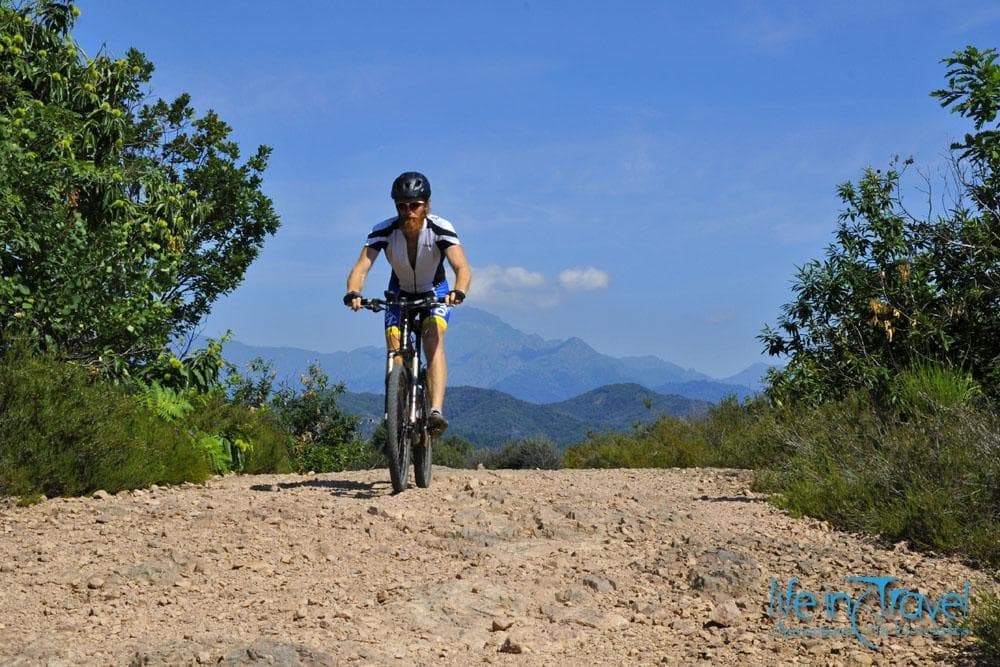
[384,282,451,334]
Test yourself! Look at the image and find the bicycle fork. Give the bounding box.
[383,316,422,426]
[409,319,421,424]
[410,354,420,423]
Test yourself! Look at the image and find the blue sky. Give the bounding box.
[73,1,1000,378]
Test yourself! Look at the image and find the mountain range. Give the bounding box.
[338,383,712,448]
[213,307,775,404]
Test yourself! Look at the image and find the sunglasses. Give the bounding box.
[396,201,426,212]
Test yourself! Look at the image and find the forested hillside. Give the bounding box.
[338,383,710,447]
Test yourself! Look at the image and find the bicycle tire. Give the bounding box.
[385,364,412,494]
[413,381,432,488]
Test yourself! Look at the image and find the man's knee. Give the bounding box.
[385,326,401,352]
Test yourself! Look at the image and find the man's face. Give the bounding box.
[395,200,427,223]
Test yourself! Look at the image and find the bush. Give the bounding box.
[970,592,1000,662]
[562,417,712,469]
[464,445,498,470]
[433,434,475,468]
[489,437,561,470]
[241,409,295,475]
[271,363,365,473]
[182,390,292,475]
[0,343,211,498]
[133,383,292,475]
[763,368,1000,569]
[889,361,983,416]
[700,395,791,470]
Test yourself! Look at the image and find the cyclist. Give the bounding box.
[344,171,472,436]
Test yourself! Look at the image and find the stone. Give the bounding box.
[707,599,742,628]
[498,637,523,654]
[582,575,615,593]
[555,587,587,603]
[671,619,698,635]
[491,618,515,632]
[218,641,336,666]
[846,651,874,666]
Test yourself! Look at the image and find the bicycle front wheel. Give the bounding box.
[413,380,432,488]
[385,364,412,494]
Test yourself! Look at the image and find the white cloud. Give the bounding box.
[476,265,544,293]
[471,265,552,306]
[467,265,610,308]
[558,267,611,291]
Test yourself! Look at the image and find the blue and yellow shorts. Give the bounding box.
[384,282,451,346]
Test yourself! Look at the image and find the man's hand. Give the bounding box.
[446,289,466,306]
[343,291,362,311]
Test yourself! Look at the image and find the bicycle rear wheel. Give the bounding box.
[385,364,412,494]
[413,381,432,488]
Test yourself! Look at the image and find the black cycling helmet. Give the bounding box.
[391,171,431,202]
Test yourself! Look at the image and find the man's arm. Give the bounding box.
[444,244,472,305]
[345,246,380,310]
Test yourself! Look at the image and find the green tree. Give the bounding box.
[761,46,1000,405]
[927,46,1000,393]
[0,1,279,378]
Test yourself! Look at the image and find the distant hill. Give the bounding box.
[654,380,755,403]
[720,362,775,392]
[547,383,709,432]
[337,383,710,449]
[210,306,776,404]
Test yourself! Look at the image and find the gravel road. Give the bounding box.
[0,467,992,665]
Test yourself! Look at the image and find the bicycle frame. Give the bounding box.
[384,300,424,426]
[364,291,440,426]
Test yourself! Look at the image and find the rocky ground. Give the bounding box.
[0,467,994,666]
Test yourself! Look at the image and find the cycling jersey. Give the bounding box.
[365,214,461,293]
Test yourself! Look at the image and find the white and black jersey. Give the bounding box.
[364,214,461,293]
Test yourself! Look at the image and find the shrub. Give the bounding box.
[490,437,561,470]
[701,395,791,470]
[970,592,1000,662]
[182,390,292,474]
[889,362,983,416]
[0,343,210,498]
[764,375,1000,569]
[240,409,294,475]
[562,417,712,469]
[433,434,475,468]
[271,363,364,473]
[464,445,498,470]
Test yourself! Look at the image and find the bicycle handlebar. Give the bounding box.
[359,293,447,313]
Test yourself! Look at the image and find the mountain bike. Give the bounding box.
[360,291,442,493]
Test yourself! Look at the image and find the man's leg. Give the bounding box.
[422,318,447,411]
[385,326,402,367]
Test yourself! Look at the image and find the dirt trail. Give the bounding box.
[0,467,992,666]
